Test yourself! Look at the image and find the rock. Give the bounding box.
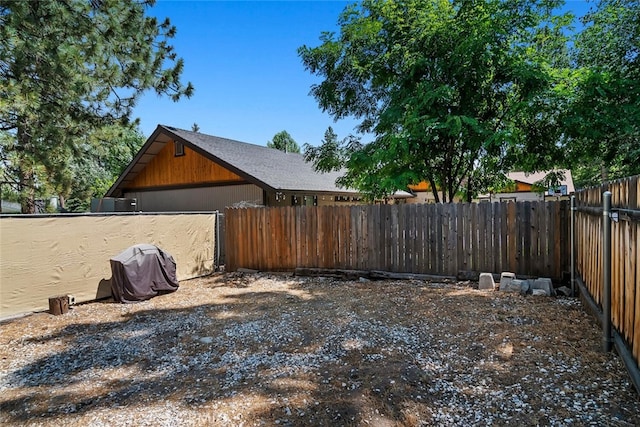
[358,277,371,283]
[556,286,572,297]
[478,273,496,290]
[532,289,547,296]
[499,272,516,291]
[532,278,555,296]
[502,278,525,293]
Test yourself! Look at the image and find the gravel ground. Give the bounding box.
[0,273,638,426]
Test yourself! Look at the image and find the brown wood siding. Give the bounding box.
[127,141,245,189]
[516,181,533,192]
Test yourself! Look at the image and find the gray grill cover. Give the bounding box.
[110,244,179,303]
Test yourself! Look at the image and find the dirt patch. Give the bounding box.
[1,273,638,426]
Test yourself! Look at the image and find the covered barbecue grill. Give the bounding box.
[110,244,179,303]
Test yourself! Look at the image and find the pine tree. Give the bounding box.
[0,0,194,212]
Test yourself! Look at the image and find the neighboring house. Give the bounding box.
[477,170,575,202]
[104,125,412,212]
[0,200,21,214]
[406,181,464,204]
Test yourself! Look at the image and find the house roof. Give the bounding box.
[107,125,360,197]
[507,170,575,193]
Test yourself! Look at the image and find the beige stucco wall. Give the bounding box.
[0,213,215,319]
[406,191,464,204]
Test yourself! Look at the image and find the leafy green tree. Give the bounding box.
[563,0,640,187]
[304,126,352,174]
[299,0,569,202]
[267,130,301,153]
[0,0,193,213]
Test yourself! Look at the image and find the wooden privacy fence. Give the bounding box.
[575,175,640,373]
[225,201,569,279]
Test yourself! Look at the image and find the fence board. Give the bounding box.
[325,205,335,268]
[227,200,571,280]
[540,203,550,272]
[468,203,477,272]
[506,202,517,273]
[635,227,640,363]
[530,202,540,273]
[575,174,640,373]
[624,223,635,344]
[523,202,532,274]
[425,205,433,273]
[489,203,497,274]
[309,206,318,268]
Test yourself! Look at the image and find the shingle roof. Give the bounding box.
[108,125,358,196]
[165,125,357,193]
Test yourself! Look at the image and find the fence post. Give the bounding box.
[602,191,612,352]
[215,211,221,271]
[570,195,576,297]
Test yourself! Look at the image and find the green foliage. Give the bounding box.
[303,126,350,173]
[267,130,301,153]
[1,124,144,212]
[299,0,569,202]
[63,125,145,212]
[0,0,193,212]
[563,0,640,187]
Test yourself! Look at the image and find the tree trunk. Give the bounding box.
[18,163,36,214]
[17,124,37,214]
[601,162,608,182]
[429,178,440,203]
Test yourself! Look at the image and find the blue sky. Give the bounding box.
[134,0,593,148]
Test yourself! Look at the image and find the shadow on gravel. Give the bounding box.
[1,275,638,426]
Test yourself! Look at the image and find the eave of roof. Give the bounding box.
[106,125,359,197]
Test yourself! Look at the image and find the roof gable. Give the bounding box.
[107,125,356,197]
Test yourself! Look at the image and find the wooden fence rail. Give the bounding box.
[225,200,569,280]
[575,175,640,371]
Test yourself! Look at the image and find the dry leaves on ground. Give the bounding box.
[1,273,638,426]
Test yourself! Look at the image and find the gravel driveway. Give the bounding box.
[1,273,638,426]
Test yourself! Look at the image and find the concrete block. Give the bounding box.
[478,272,496,290]
[532,289,547,296]
[502,278,525,293]
[532,277,554,296]
[499,272,516,291]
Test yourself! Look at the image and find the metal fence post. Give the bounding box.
[570,195,576,297]
[602,191,612,352]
